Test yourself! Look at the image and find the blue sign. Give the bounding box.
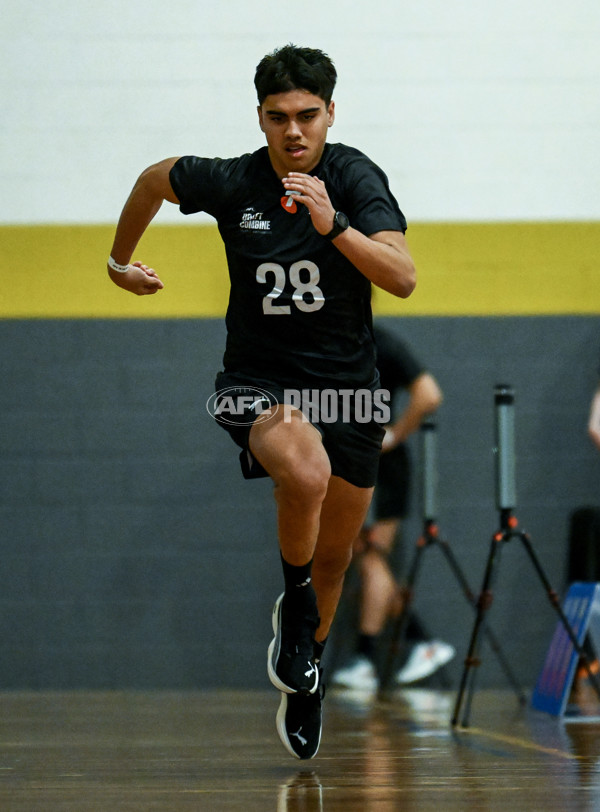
[531,582,600,717]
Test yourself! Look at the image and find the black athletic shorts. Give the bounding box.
[212,371,385,489]
[373,443,412,520]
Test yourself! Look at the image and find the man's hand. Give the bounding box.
[282,173,336,235]
[106,157,178,297]
[107,261,164,296]
[381,426,398,453]
[283,172,416,298]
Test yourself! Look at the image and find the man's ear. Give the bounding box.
[327,101,335,127]
[257,106,265,132]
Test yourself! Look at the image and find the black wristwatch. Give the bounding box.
[324,211,350,240]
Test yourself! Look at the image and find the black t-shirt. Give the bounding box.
[374,325,424,410]
[169,143,407,388]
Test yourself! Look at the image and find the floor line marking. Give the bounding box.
[454,725,582,760]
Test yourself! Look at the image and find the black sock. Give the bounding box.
[357,633,378,662]
[280,553,319,635]
[314,638,327,665]
[406,613,427,642]
[280,552,314,593]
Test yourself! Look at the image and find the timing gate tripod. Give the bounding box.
[381,419,525,702]
[451,385,600,728]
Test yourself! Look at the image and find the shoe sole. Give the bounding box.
[267,594,318,695]
[330,667,378,692]
[396,648,456,685]
[276,693,321,760]
[330,679,378,692]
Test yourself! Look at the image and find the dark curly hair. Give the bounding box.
[254,44,337,106]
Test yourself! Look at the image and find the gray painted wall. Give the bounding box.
[1,316,599,691]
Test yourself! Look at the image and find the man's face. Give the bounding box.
[258,89,335,179]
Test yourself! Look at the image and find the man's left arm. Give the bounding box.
[282,172,416,298]
[333,228,416,298]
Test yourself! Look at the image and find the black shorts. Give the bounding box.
[373,443,412,520]
[212,371,385,489]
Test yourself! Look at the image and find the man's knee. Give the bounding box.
[275,458,331,507]
[361,541,391,563]
[359,546,392,581]
[249,407,330,501]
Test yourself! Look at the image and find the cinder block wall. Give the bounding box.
[1,316,599,689]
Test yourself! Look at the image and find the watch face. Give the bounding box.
[325,211,349,239]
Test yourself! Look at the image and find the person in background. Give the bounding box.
[331,324,454,692]
[588,372,600,451]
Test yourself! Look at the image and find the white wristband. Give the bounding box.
[108,256,130,273]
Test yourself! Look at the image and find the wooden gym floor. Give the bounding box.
[0,684,599,811]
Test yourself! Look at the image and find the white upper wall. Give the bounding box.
[2,0,599,223]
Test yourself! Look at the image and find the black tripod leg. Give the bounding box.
[518,530,600,702]
[438,539,526,705]
[380,537,426,690]
[451,532,503,727]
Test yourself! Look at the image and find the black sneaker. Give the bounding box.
[268,593,319,695]
[276,679,324,760]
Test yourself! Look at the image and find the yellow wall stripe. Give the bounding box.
[1,222,598,318]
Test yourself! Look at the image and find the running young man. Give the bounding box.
[106,44,416,759]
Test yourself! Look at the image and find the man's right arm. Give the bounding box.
[381,372,443,452]
[107,157,180,295]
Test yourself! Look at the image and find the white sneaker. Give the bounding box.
[330,656,379,691]
[395,641,456,685]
